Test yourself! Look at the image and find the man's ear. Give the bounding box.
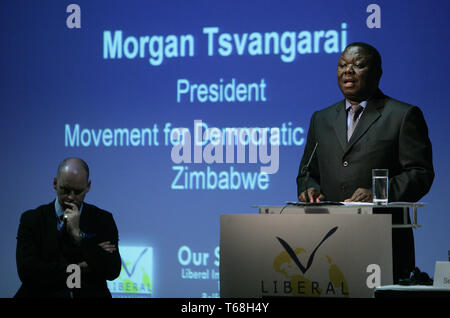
[53,177,58,190]
[86,180,91,193]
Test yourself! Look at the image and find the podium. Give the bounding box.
[255,202,424,229]
[220,203,423,298]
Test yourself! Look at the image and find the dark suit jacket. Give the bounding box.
[297,90,434,202]
[296,90,434,280]
[15,201,121,298]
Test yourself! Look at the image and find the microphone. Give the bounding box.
[59,213,68,232]
[301,142,318,203]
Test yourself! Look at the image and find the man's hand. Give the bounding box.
[98,241,117,254]
[63,202,81,239]
[76,242,116,274]
[298,188,325,203]
[344,188,373,202]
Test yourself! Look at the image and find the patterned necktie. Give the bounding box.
[347,104,363,141]
[57,213,66,231]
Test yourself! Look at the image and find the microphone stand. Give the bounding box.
[301,142,318,203]
[301,166,311,202]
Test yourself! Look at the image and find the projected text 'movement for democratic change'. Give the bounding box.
[64,121,305,190]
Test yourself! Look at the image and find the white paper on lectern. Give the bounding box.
[340,202,373,206]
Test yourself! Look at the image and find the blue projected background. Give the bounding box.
[1,0,449,297]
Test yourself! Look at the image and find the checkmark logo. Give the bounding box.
[276,226,338,275]
[121,247,148,278]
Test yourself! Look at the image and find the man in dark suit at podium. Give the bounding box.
[296,42,434,283]
[15,158,121,297]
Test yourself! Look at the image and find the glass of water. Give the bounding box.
[372,169,389,205]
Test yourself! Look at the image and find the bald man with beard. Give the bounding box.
[15,158,121,298]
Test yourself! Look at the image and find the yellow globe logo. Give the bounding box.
[273,248,349,297]
[271,227,349,297]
